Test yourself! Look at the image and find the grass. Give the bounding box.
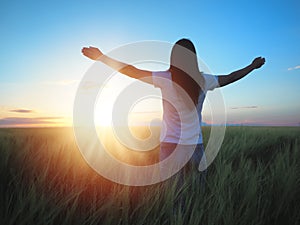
[0,126,300,225]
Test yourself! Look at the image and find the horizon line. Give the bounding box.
[1,123,300,129]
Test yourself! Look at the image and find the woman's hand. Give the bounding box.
[81,46,103,60]
[251,57,266,69]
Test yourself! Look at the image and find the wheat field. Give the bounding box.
[0,126,299,225]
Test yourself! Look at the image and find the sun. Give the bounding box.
[94,98,114,126]
[93,74,131,127]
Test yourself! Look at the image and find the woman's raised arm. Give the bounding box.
[217,57,265,87]
[82,46,153,84]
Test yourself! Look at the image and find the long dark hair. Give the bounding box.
[169,38,204,108]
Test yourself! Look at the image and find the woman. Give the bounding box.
[82,38,265,184]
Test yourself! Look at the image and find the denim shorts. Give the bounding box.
[159,142,207,192]
[159,142,207,172]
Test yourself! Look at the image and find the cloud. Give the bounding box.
[288,65,300,71]
[230,106,258,110]
[0,117,64,127]
[79,81,103,90]
[34,116,64,120]
[75,81,117,91]
[43,79,79,86]
[9,109,33,113]
[130,111,161,115]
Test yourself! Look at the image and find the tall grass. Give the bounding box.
[0,127,299,225]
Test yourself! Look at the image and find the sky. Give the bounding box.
[0,0,299,127]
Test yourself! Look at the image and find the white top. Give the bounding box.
[152,71,219,144]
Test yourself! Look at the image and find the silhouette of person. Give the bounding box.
[82,38,265,191]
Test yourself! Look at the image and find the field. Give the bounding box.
[0,126,300,225]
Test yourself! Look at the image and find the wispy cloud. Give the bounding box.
[43,79,79,86]
[79,81,113,90]
[80,81,103,90]
[230,106,258,110]
[130,111,161,115]
[9,109,33,113]
[288,65,300,71]
[0,117,64,127]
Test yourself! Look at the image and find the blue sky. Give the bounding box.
[0,0,299,127]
